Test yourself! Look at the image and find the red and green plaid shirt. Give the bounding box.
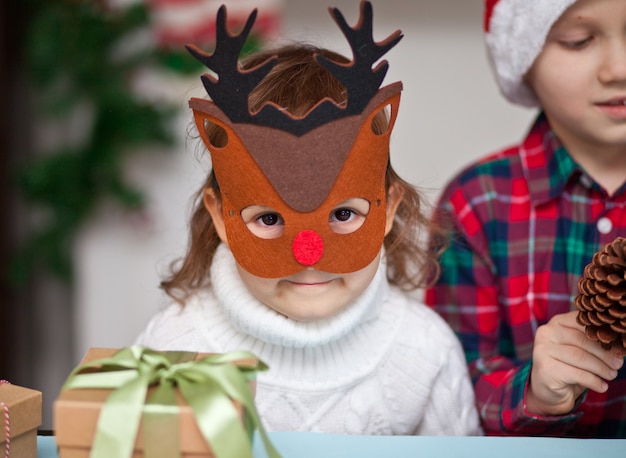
[425,114,626,437]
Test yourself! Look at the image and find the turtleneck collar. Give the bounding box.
[187,243,408,389]
[210,243,388,348]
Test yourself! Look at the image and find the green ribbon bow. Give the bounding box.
[61,346,281,458]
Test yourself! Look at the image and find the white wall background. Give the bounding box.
[72,0,537,361]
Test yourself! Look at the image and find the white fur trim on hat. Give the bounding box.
[485,0,577,107]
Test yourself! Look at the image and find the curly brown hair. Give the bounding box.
[161,44,444,303]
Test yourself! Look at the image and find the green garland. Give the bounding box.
[12,0,265,285]
[12,1,180,284]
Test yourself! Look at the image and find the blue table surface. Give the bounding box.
[38,433,626,458]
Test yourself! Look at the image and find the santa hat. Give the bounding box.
[484,0,577,107]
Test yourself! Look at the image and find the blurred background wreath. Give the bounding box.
[0,0,281,426]
[11,0,177,284]
[11,0,277,285]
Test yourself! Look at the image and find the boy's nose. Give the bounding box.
[292,230,324,266]
[599,40,626,83]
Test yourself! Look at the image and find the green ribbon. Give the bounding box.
[61,346,281,458]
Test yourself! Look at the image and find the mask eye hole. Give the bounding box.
[328,198,370,235]
[204,120,229,148]
[241,205,285,239]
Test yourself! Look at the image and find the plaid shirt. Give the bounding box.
[425,113,626,437]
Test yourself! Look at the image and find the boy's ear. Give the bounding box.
[384,182,404,236]
[203,188,228,244]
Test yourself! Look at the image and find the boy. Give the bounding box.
[426,0,626,437]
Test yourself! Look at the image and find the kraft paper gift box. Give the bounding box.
[0,383,42,458]
[54,347,279,458]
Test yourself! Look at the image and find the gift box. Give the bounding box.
[54,346,279,458]
[0,382,42,458]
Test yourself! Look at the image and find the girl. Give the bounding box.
[137,1,480,436]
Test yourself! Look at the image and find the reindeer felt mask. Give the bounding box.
[188,1,403,278]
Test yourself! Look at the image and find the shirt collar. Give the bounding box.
[521,113,583,206]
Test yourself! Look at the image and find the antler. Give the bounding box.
[318,1,403,116]
[185,5,277,123]
[188,1,402,137]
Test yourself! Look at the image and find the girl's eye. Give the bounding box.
[332,208,355,222]
[241,205,285,239]
[328,198,369,235]
[259,213,281,226]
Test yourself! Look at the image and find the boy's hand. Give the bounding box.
[525,311,624,416]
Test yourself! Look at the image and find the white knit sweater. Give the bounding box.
[136,244,481,435]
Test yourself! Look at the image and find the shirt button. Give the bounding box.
[597,217,613,234]
[580,174,593,189]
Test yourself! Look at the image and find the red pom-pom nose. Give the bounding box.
[292,230,324,266]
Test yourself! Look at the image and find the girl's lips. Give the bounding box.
[289,280,333,286]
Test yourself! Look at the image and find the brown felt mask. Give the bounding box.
[188,1,403,278]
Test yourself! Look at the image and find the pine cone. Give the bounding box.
[575,237,626,351]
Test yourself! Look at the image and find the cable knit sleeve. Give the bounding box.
[416,337,482,436]
[380,293,482,436]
